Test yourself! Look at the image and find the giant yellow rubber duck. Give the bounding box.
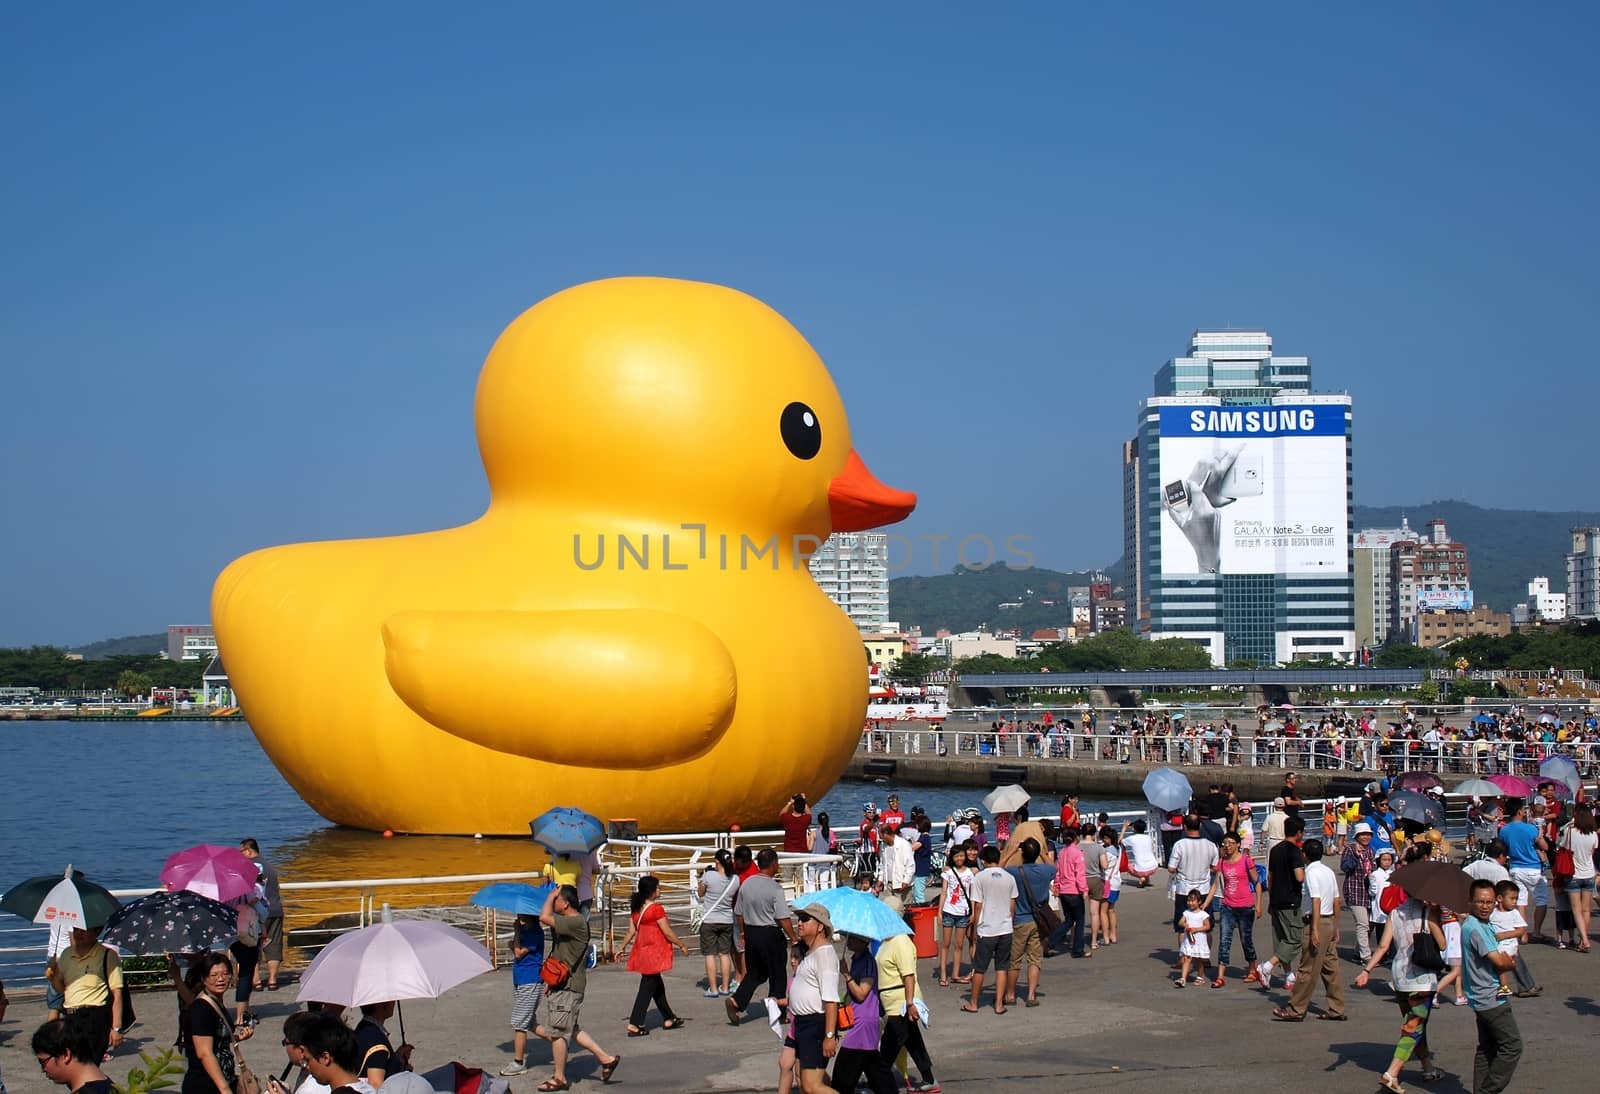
[213,277,916,835]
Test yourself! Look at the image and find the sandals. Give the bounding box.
[1418,1067,1443,1082]
[537,1081,570,1092]
[938,977,951,987]
[1271,1007,1305,1022]
[1316,1012,1347,1021]
[601,1057,621,1083]
[661,1018,686,1030]
[1377,1075,1405,1093]
[626,1027,649,1037]
[959,1003,980,1013]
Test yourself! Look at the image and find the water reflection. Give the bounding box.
[271,827,549,884]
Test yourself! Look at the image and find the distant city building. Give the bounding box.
[1123,329,1354,667]
[167,625,216,662]
[1416,605,1511,647]
[1389,519,1472,642]
[861,632,911,673]
[809,532,890,631]
[941,632,1018,661]
[1513,577,1568,627]
[1093,598,1128,632]
[1568,528,1600,622]
[1354,522,1422,649]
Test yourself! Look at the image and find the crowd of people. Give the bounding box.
[10,780,1596,1094]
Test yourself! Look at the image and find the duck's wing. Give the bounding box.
[381,608,736,768]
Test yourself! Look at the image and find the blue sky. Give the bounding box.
[3,4,1596,646]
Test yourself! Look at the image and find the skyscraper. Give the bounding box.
[1353,521,1421,649]
[1123,331,1355,666]
[1568,528,1600,622]
[809,532,891,631]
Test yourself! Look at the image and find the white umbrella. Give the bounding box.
[982,784,1030,815]
[296,904,492,1009]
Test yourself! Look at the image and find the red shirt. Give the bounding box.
[880,809,905,832]
[780,811,812,853]
[1059,805,1079,831]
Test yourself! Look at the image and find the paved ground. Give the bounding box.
[2,882,1589,1093]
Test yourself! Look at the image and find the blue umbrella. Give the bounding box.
[529,807,608,856]
[1540,755,1582,796]
[796,887,911,941]
[1142,767,1193,814]
[1471,714,1496,725]
[470,882,557,916]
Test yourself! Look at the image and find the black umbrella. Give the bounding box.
[1388,790,1446,829]
[101,889,237,956]
[1389,860,1474,915]
[0,869,122,930]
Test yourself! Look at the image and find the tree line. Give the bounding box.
[0,646,206,692]
[884,622,1600,682]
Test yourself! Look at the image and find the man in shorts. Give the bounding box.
[964,845,1017,1014]
[787,904,842,1094]
[499,913,545,1076]
[536,886,619,1091]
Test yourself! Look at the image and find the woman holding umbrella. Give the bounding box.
[181,953,247,1094]
[1354,883,1448,1092]
[830,931,899,1094]
[618,876,689,1036]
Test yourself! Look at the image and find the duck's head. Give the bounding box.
[475,277,915,539]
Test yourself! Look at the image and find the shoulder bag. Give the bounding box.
[1553,825,1576,881]
[690,871,738,932]
[1027,871,1062,940]
[199,993,257,1094]
[1410,911,1447,974]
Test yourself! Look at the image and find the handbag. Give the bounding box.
[540,955,572,990]
[1411,926,1447,974]
[199,993,256,1094]
[690,871,738,932]
[835,1002,856,1031]
[1028,873,1062,939]
[1554,826,1576,880]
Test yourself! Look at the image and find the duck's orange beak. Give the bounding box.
[829,450,917,532]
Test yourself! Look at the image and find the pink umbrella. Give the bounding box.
[161,844,259,903]
[1486,774,1535,798]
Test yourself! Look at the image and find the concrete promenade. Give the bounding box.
[2,881,1586,1093]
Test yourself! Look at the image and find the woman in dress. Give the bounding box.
[619,876,689,1036]
[697,850,740,998]
[180,952,246,1094]
[1354,895,1447,1092]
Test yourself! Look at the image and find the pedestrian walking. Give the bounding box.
[1271,838,1345,1021]
[498,912,545,1076]
[619,876,690,1036]
[534,885,620,1092]
[1355,896,1447,1091]
[1462,879,1523,1093]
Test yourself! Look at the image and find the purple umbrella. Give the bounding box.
[1391,771,1443,793]
[1487,774,1535,798]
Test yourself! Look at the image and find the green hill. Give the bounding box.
[888,566,1108,634]
[888,502,1596,635]
[70,632,168,659]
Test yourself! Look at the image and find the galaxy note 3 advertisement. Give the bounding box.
[1157,404,1348,576]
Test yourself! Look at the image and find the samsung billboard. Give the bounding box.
[1157,403,1348,576]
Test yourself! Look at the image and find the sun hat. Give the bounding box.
[797,903,834,935]
[1352,822,1372,836]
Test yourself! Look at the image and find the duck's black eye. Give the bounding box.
[780,401,822,460]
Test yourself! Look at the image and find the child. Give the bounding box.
[1175,890,1212,987]
[1368,850,1396,956]
[1434,904,1466,1007]
[1099,827,1122,946]
[773,944,806,1094]
[1490,880,1527,998]
[938,845,972,986]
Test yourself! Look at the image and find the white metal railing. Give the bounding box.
[857,725,1600,775]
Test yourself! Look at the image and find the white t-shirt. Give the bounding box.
[1100,845,1122,892]
[789,942,841,1016]
[969,866,1018,938]
[1302,860,1339,916]
[1562,827,1599,880]
[1463,859,1510,886]
[1490,908,1525,955]
[1368,867,1392,923]
[1125,832,1160,872]
[296,1075,377,1094]
[950,823,974,847]
[1168,837,1219,894]
[940,867,971,916]
[1387,904,1439,993]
